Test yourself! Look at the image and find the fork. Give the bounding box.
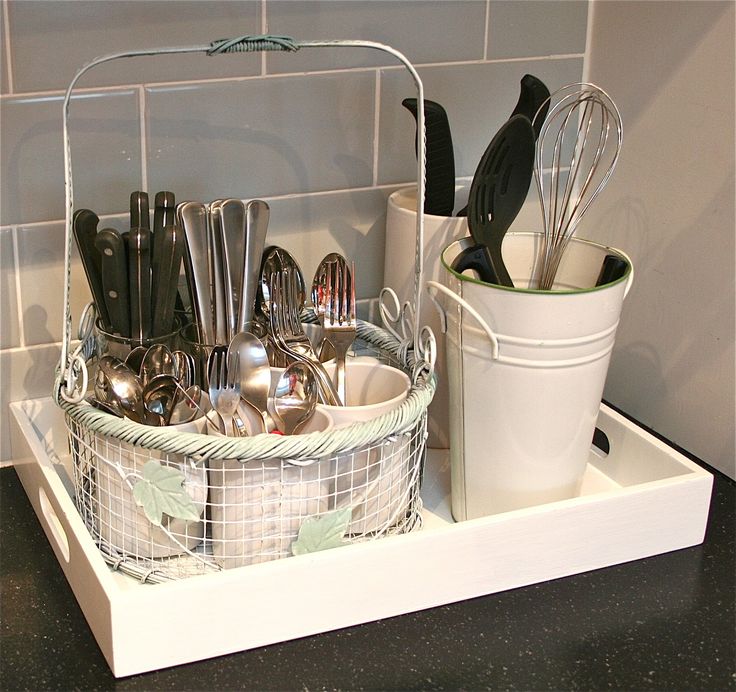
[322,258,356,406]
[207,346,246,436]
[268,270,342,406]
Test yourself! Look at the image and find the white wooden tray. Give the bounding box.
[10,398,713,678]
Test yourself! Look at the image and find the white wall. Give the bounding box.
[584,0,735,478]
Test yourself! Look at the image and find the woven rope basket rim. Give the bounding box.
[56,321,435,463]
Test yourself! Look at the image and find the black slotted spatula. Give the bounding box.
[451,114,535,286]
[402,98,456,217]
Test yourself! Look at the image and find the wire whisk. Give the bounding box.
[532,83,623,289]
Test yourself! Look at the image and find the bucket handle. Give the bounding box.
[426,281,500,360]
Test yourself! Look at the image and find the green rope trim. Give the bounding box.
[208,34,299,55]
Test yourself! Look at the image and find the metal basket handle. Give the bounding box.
[58,35,429,403]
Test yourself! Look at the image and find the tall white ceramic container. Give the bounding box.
[429,232,633,521]
[383,186,468,448]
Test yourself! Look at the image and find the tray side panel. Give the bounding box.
[108,473,713,677]
[10,404,118,672]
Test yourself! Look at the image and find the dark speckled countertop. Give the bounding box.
[1,443,734,690]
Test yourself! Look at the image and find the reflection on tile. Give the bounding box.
[263,187,395,299]
[487,0,588,59]
[7,0,261,93]
[16,222,91,346]
[146,72,375,201]
[377,58,584,186]
[1,90,141,226]
[0,229,20,348]
[0,343,61,462]
[266,1,486,74]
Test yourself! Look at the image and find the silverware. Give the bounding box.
[72,209,111,331]
[127,226,152,341]
[94,228,131,337]
[208,201,229,344]
[220,199,246,338]
[151,223,185,337]
[321,257,356,406]
[179,201,216,345]
[228,331,276,433]
[238,199,270,332]
[207,346,246,437]
[273,361,317,435]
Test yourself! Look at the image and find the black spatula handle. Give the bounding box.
[450,243,504,285]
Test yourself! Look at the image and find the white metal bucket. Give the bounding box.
[428,232,633,520]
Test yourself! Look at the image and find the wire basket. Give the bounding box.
[54,35,436,583]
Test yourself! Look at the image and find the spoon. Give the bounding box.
[229,331,276,433]
[140,343,176,387]
[273,362,317,435]
[97,356,146,423]
[168,384,203,425]
[124,345,148,376]
[172,349,195,389]
[142,374,179,424]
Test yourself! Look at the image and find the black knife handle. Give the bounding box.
[72,208,112,331]
[130,191,150,230]
[151,224,184,337]
[127,227,152,342]
[94,229,130,338]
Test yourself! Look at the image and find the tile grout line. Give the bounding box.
[260,0,268,76]
[372,70,382,188]
[138,86,148,191]
[483,0,491,61]
[10,226,25,346]
[2,0,13,93]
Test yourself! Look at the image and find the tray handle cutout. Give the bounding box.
[39,487,70,563]
[592,427,610,457]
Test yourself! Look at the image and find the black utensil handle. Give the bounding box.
[72,208,112,330]
[151,191,176,315]
[94,229,130,337]
[595,254,629,287]
[451,243,502,285]
[127,227,152,341]
[511,74,551,141]
[130,191,150,230]
[402,98,456,217]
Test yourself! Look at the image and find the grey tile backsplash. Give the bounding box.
[0,0,587,461]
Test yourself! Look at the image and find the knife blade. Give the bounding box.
[72,208,112,330]
[94,229,130,337]
[127,227,152,342]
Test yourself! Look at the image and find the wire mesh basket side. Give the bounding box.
[67,406,427,582]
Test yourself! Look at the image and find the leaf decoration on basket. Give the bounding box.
[132,460,201,526]
[291,506,353,556]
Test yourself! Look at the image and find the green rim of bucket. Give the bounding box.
[440,233,632,295]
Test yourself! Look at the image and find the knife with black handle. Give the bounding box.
[151,191,176,316]
[402,98,456,217]
[130,191,150,231]
[94,229,130,337]
[72,208,112,331]
[127,227,152,342]
[151,224,185,337]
